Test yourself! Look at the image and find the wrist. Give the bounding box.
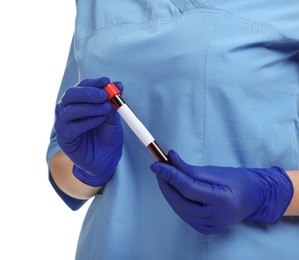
[283,170,299,216]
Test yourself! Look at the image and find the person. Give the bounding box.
[46,1,299,259]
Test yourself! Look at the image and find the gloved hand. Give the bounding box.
[150,150,294,235]
[55,77,124,187]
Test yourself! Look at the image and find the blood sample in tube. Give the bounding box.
[104,83,169,163]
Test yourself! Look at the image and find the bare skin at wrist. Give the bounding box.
[284,170,299,216]
[50,150,102,200]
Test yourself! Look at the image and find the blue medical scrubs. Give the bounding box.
[47,1,299,259]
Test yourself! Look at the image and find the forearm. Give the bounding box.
[284,170,299,216]
[50,150,103,200]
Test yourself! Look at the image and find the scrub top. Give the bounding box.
[47,1,299,259]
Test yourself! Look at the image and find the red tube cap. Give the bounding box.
[103,83,121,101]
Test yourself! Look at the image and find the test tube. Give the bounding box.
[104,83,169,163]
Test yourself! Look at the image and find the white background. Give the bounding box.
[0,1,91,259]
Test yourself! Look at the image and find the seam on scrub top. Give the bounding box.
[213,11,287,41]
[201,13,219,178]
[75,7,289,46]
[75,10,210,46]
[194,13,220,259]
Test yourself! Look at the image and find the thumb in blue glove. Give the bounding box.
[55,77,124,187]
[150,150,293,235]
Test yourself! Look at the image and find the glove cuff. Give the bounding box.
[73,165,113,187]
[248,166,294,224]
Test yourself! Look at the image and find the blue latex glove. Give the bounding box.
[150,150,294,235]
[55,77,124,187]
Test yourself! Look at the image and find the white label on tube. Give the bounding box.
[118,104,155,146]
